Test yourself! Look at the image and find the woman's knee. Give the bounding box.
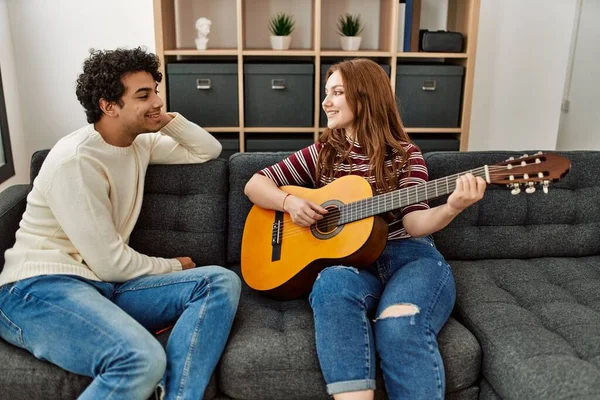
[310,266,363,302]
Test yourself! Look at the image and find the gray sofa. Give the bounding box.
[0,149,599,399]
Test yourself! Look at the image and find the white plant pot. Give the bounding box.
[340,36,362,51]
[270,35,292,50]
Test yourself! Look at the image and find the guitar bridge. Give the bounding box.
[271,211,283,262]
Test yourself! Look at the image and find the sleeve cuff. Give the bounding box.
[169,258,183,272]
[160,112,192,137]
[401,202,430,218]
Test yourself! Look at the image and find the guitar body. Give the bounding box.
[241,175,389,300]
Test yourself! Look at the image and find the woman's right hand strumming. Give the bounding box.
[283,195,328,227]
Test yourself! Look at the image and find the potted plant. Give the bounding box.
[337,13,363,51]
[269,12,295,50]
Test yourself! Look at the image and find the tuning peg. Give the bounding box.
[511,183,521,195]
[542,180,550,194]
[525,182,536,194]
[507,157,515,161]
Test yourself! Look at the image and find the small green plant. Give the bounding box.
[269,12,295,36]
[337,13,363,37]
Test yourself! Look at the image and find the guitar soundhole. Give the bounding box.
[311,200,345,240]
[315,206,341,234]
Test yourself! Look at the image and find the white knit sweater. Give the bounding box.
[0,113,222,286]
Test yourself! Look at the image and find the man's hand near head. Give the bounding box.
[158,112,174,130]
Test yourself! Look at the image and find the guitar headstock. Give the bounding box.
[488,152,571,194]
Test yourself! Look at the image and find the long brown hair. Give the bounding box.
[317,58,411,193]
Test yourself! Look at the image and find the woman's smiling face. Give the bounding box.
[322,70,355,136]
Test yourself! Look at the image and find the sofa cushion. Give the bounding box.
[452,257,600,398]
[0,339,91,400]
[425,151,600,260]
[30,150,229,267]
[219,266,481,399]
[227,152,292,265]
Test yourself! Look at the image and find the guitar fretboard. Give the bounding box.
[338,167,488,224]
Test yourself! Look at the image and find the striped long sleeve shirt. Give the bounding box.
[257,138,430,240]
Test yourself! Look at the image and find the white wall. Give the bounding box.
[556,0,600,150]
[468,0,577,151]
[0,0,27,191]
[7,0,156,164]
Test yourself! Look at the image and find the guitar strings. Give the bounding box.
[276,165,504,239]
[274,165,509,240]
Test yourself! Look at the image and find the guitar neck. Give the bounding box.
[339,165,489,224]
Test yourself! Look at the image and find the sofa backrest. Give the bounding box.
[426,151,600,260]
[29,150,230,268]
[0,185,29,271]
[227,152,291,265]
[25,149,600,267]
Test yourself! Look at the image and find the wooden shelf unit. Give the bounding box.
[154,0,480,152]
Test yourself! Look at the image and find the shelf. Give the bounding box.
[173,0,238,49]
[204,127,241,132]
[242,50,316,56]
[155,0,481,152]
[320,50,392,57]
[405,128,461,134]
[244,0,315,50]
[245,127,316,133]
[397,52,468,59]
[320,0,395,53]
[164,49,239,56]
[318,127,461,134]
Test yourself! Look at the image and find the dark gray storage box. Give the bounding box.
[215,133,240,160]
[320,63,391,127]
[410,134,460,153]
[395,65,464,127]
[167,63,238,127]
[244,64,314,127]
[245,133,314,152]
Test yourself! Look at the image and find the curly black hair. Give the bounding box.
[75,47,163,124]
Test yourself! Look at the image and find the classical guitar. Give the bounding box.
[241,153,571,300]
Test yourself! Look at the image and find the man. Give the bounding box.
[0,47,240,399]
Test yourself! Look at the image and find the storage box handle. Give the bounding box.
[422,80,436,91]
[271,79,286,90]
[196,78,212,90]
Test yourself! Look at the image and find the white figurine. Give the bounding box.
[195,17,212,50]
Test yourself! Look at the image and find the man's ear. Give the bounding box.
[99,98,119,117]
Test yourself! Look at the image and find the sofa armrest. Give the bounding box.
[0,185,30,270]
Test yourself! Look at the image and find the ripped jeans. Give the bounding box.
[309,236,455,399]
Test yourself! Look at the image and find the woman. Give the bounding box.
[244,58,486,400]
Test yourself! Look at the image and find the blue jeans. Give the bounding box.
[0,266,241,400]
[309,236,456,399]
